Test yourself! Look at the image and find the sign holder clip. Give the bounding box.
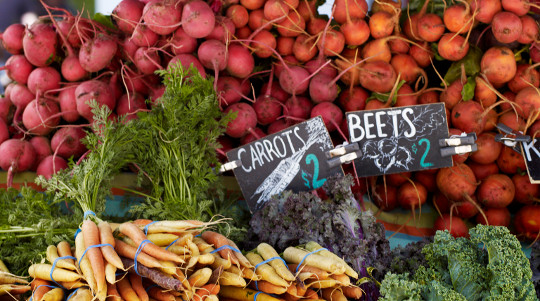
[326,142,362,169]
[217,159,242,173]
[439,132,478,157]
[494,123,530,154]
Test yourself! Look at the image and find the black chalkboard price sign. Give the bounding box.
[346,103,453,177]
[227,116,344,212]
[522,139,540,183]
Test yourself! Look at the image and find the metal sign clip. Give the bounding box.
[217,159,242,173]
[439,132,478,157]
[327,150,362,169]
[494,123,530,154]
[326,142,360,159]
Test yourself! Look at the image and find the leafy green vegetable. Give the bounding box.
[0,187,78,275]
[92,13,116,30]
[128,64,232,222]
[461,77,476,101]
[380,225,538,301]
[367,80,407,105]
[443,46,483,85]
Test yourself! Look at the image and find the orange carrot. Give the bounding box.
[129,273,149,301]
[341,286,363,299]
[287,264,329,279]
[330,274,350,286]
[82,220,106,301]
[116,277,139,301]
[248,281,287,295]
[321,288,347,301]
[98,222,124,270]
[106,283,122,301]
[283,293,299,301]
[295,283,307,297]
[132,220,153,227]
[118,222,184,264]
[114,240,161,269]
[193,284,220,301]
[30,279,51,301]
[305,288,319,299]
[147,286,175,301]
[201,231,239,265]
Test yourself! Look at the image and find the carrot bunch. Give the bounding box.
[0,259,31,299]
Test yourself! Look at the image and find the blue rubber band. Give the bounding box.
[50,256,77,289]
[78,244,114,266]
[165,237,180,250]
[295,248,328,274]
[144,221,158,236]
[29,285,60,301]
[210,245,241,254]
[66,287,81,300]
[254,291,263,301]
[83,211,96,219]
[145,284,158,293]
[74,229,81,240]
[255,280,259,291]
[134,240,152,276]
[195,234,201,237]
[254,256,287,272]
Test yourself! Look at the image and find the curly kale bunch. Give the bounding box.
[530,241,540,299]
[380,225,538,301]
[389,238,433,276]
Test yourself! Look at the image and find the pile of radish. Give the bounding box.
[0,0,539,240]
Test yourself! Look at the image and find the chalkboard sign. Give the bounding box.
[346,103,453,177]
[227,116,344,212]
[522,139,540,183]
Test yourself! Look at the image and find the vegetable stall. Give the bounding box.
[0,0,538,299]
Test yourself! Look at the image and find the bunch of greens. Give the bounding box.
[0,187,78,275]
[127,64,233,223]
[248,174,392,300]
[388,238,432,276]
[380,225,537,301]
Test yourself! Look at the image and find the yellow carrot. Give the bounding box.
[0,271,28,284]
[0,260,9,273]
[105,262,116,284]
[330,274,350,286]
[46,245,77,271]
[58,280,87,289]
[219,286,281,301]
[188,268,212,288]
[245,253,289,287]
[0,284,31,296]
[283,247,345,274]
[69,288,93,301]
[147,234,179,247]
[28,264,81,282]
[306,279,338,289]
[56,241,77,270]
[75,231,97,294]
[41,287,64,301]
[218,271,247,287]
[226,266,260,281]
[305,242,357,279]
[256,243,294,281]
[227,239,252,269]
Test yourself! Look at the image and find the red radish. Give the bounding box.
[0,97,13,123]
[437,33,469,61]
[241,127,266,145]
[308,73,340,104]
[279,65,311,95]
[337,86,368,112]
[470,0,501,23]
[470,132,502,164]
[116,93,147,121]
[491,11,522,44]
[134,47,161,75]
[292,34,318,62]
[277,36,294,56]
[274,55,299,78]
[443,4,473,34]
[51,127,87,159]
[276,12,305,37]
[182,0,216,38]
[0,119,8,146]
[514,87,540,121]
[130,24,159,47]
[359,61,397,93]
[414,169,437,192]
[22,22,57,67]
[224,103,257,138]
[397,181,428,210]
[517,15,539,44]
[61,53,88,82]
[10,84,35,123]
[497,146,527,174]
[513,173,539,204]
[409,42,433,68]
[227,5,249,28]
[387,172,412,186]
[476,207,510,226]
[514,205,540,241]
[481,46,517,86]
[284,96,312,120]
[240,0,265,10]
[476,174,515,208]
[36,155,68,180]
[113,0,145,34]
[509,64,540,93]
[0,139,36,187]
[170,27,198,55]
[341,18,370,45]
[305,58,338,78]
[417,13,445,42]
[372,184,398,211]
[149,86,165,104]
[79,34,118,73]
[217,76,243,107]
[57,18,84,48]
[1,55,33,84]
[253,96,282,125]
[29,136,52,170]
[142,0,182,35]
[261,81,290,103]
[207,16,236,42]
[310,102,343,132]
[418,90,439,104]
[268,119,291,134]
[368,11,396,39]
[251,30,276,58]
[332,0,368,24]
[502,0,530,16]
[436,163,477,202]
[434,214,469,237]
[168,54,207,78]
[22,98,61,136]
[27,67,61,95]
[248,9,272,31]
[76,80,116,121]
[120,37,139,61]
[498,111,525,132]
[226,44,255,79]
[395,84,419,107]
[1,23,25,54]
[317,29,345,57]
[216,136,233,162]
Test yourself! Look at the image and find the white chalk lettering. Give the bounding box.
[364,112,376,139]
[348,114,365,142]
[403,108,416,137]
[238,148,252,173]
[375,111,387,138]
